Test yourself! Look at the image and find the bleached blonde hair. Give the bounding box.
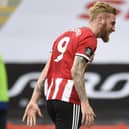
[89,1,117,21]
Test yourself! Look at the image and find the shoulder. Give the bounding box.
[78,27,97,43]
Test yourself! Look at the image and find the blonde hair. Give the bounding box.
[89,1,117,21]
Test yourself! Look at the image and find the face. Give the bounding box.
[100,13,116,42]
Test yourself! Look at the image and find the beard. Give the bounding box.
[101,31,110,42]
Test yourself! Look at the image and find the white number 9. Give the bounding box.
[54,37,70,62]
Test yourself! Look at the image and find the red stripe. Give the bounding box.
[102,0,124,4]
[56,79,67,100]
[48,80,55,100]
[79,14,90,19]
[69,86,80,104]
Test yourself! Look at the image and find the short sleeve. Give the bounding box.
[76,36,97,62]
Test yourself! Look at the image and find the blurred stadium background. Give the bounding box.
[0,0,129,129]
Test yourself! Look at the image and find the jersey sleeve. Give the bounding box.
[76,36,97,62]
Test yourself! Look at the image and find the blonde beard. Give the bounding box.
[102,33,110,42]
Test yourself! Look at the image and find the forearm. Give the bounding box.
[30,53,52,103]
[30,79,45,103]
[30,68,48,103]
[73,72,89,103]
[71,56,89,103]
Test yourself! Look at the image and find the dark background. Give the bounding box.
[6,63,129,124]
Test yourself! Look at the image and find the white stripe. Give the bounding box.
[46,79,54,100]
[75,105,78,129]
[75,105,80,129]
[76,53,90,61]
[72,104,75,129]
[52,78,62,99]
[61,80,74,102]
[72,104,80,129]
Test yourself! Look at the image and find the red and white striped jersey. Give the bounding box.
[45,27,97,104]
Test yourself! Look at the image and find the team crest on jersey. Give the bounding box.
[0,0,22,29]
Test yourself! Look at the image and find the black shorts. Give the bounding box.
[0,109,7,129]
[47,100,82,129]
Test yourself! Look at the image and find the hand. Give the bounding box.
[22,101,43,127]
[81,101,96,128]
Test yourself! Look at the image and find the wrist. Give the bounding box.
[81,100,89,105]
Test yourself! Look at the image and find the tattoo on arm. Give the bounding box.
[72,56,89,102]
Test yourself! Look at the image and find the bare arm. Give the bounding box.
[71,56,88,102]
[22,53,52,127]
[71,56,95,128]
[30,52,52,103]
